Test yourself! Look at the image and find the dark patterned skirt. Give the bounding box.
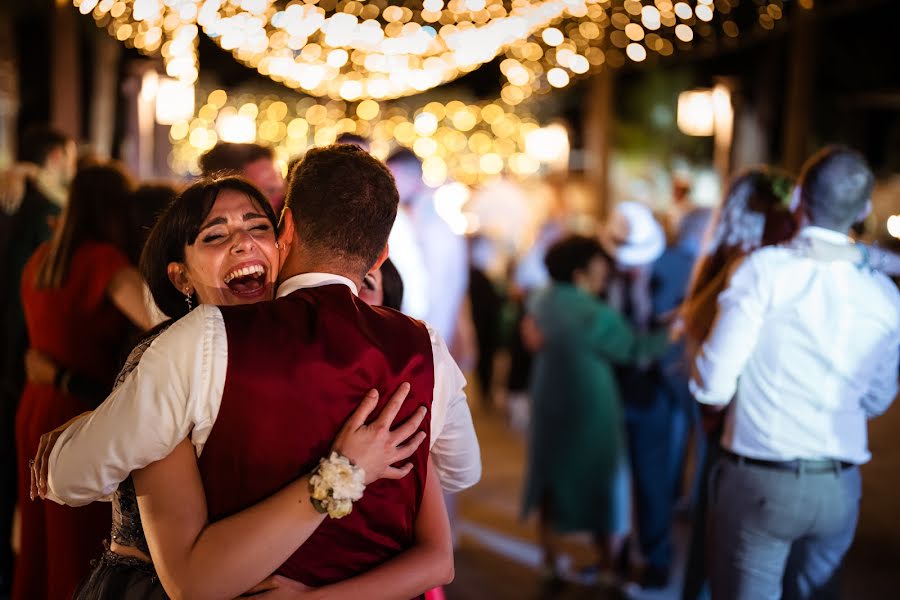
[74,548,167,600]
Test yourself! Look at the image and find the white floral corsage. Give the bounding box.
[308,452,366,519]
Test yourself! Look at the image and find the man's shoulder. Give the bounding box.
[373,303,433,342]
[867,271,900,316]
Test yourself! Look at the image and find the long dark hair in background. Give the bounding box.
[34,162,134,289]
[680,168,797,358]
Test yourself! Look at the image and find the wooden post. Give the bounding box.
[89,30,121,159]
[782,8,818,173]
[51,0,82,141]
[0,3,18,167]
[713,77,737,184]
[584,67,614,219]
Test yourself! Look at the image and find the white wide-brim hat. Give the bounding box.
[607,201,665,267]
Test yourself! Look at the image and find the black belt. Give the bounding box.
[722,449,856,474]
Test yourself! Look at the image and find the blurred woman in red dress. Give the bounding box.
[14,163,153,600]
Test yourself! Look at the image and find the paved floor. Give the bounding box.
[445,390,900,600]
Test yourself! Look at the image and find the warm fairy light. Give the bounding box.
[695,4,714,22]
[541,27,564,47]
[356,99,380,121]
[154,77,195,125]
[677,89,714,137]
[625,23,645,41]
[546,68,569,88]
[216,110,257,143]
[887,215,900,239]
[626,43,647,62]
[414,112,439,136]
[674,2,693,20]
[675,24,694,42]
[169,89,544,184]
[641,6,661,30]
[525,123,569,166]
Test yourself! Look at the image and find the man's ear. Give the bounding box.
[167,262,191,294]
[278,208,295,254]
[370,243,389,272]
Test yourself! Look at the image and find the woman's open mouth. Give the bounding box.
[223,263,268,298]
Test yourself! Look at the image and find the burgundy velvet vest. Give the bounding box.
[197,284,435,586]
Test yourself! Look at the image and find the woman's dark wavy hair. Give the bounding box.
[544,234,611,284]
[139,176,277,320]
[379,257,404,312]
[680,167,798,356]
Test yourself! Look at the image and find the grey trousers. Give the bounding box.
[708,456,861,600]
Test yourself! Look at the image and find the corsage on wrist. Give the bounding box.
[308,452,366,519]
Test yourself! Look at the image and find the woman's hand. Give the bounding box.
[332,383,427,485]
[24,348,58,385]
[31,412,91,500]
[240,575,315,599]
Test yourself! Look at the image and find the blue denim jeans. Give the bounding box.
[625,389,677,572]
[709,457,861,600]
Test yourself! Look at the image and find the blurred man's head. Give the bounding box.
[335,133,371,152]
[385,148,423,206]
[798,146,874,233]
[199,143,285,215]
[20,126,76,189]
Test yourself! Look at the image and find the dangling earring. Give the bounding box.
[184,288,193,312]
[274,240,280,249]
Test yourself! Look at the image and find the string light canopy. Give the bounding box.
[72,0,793,102]
[169,87,546,186]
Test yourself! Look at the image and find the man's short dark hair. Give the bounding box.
[20,126,69,165]
[199,142,274,176]
[286,144,398,275]
[799,146,874,231]
[544,235,610,284]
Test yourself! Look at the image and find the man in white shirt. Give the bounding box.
[691,147,900,600]
[45,145,481,513]
[386,149,469,344]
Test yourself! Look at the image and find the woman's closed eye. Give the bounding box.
[202,232,225,243]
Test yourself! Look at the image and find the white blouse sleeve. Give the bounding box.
[45,305,228,506]
[427,324,482,493]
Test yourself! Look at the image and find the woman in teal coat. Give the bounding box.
[521,235,668,583]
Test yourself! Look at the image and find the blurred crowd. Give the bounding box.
[1,125,899,600]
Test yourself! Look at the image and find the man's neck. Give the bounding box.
[278,252,364,291]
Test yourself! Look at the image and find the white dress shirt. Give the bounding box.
[47,273,481,506]
[691,227,900,464]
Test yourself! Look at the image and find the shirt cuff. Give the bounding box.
[689,378,732,406]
